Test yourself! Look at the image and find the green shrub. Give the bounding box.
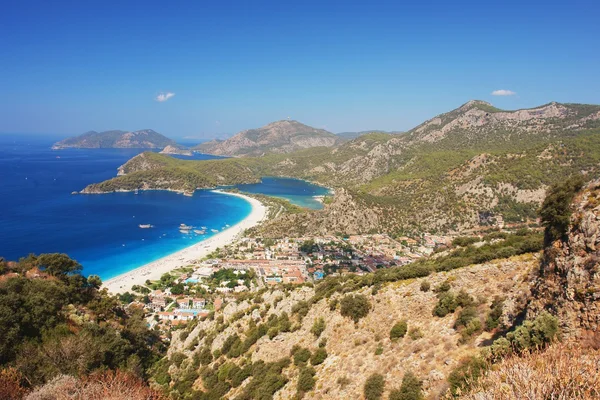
[419,280,431,292]
[196,346,213,365]
[170,352,186,368]
[454,306,477,329]
[434,281,451,293]
[375,344,383,355]
[293,347,312,366]
[455,290,475,308]
[268,327,279,340]
[340,294,371,323]
[432,292,457,317]
[311,317,326,338]
[539,174,584,245]
[310,347,327,365]
[389,371,423,400]
[505,311,559,352]
[297,366,316,395]
[390,320,408,340]
[364,373,385,400]
[447,356,487,397]
[485,296,504,331]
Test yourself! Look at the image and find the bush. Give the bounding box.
[340,294,371,323]
[505,311,559,353]
[296,367,316,394]
[310,348,327,365]
[454,306,478,329]
[432,292,457,317]
[485,296,504,331]
[389,371,423,400]
[390,320,408,340]
[293,348,311,366]
[375,344,383,355]
[447,356,487,397]
[455,290,475,308]
[364,373,385,400]
[434,281,452,293]
[311,317,326,338]
[419,280,430,292]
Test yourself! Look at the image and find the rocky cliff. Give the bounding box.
[527,179,600,337]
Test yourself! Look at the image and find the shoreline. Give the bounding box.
[102,190,267,294]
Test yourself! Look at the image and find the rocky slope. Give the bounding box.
[157,251,539,399]
[52,129,176,149]
[195,120,343,157]
[527,179,600,337]
[159,145,193,156]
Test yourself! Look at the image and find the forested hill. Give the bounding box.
[52,129,176,149]
[84,100,600,235]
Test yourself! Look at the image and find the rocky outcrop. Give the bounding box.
[159,145,193,156]
[527,180,600,337]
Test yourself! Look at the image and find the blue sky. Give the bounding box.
[1,0,599,139]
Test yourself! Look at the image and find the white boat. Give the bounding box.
[194,229,205,234]
[179,223,192,230]
[139,224,153,229]
[211,229,219,233]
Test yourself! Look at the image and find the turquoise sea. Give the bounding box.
[0,134,328,280]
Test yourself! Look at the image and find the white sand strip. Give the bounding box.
[103,191,266,294]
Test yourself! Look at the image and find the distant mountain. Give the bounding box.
[52,129,176,149]
[85,100,600,235]
[336,130,404,140]
[194,120,342,157]
[159,145,193,156]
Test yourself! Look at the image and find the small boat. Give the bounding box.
[139,224,153,229]
[194,229,205,234]
[201,226,207,229]
[211,229,219,233]
[179,223,192,230]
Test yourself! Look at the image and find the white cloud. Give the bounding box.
[155,92,175,102]
[491,89,516,96]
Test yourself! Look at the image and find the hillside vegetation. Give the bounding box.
[85,101,600,235]
[0,254,166,398]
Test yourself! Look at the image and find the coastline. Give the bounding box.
[102,190,267,294]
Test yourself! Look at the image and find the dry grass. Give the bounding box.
[25,370,165,400]
[463,342,600,400]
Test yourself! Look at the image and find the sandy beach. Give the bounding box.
[103,191,267,294]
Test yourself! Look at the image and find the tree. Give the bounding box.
[37,253,82,276]
[539,174,585,245]
[364,373,385,400]
[296,367,316,394]
[389,371,423,400]
[87,275,102,289]
[390,320,408,340]
[340,294,370,323]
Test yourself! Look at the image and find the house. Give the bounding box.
[176,297,192,309]
[192,298,206,309]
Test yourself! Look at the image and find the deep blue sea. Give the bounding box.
[0,134,328,280]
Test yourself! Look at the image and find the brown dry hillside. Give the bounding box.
[157,253,538,399]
